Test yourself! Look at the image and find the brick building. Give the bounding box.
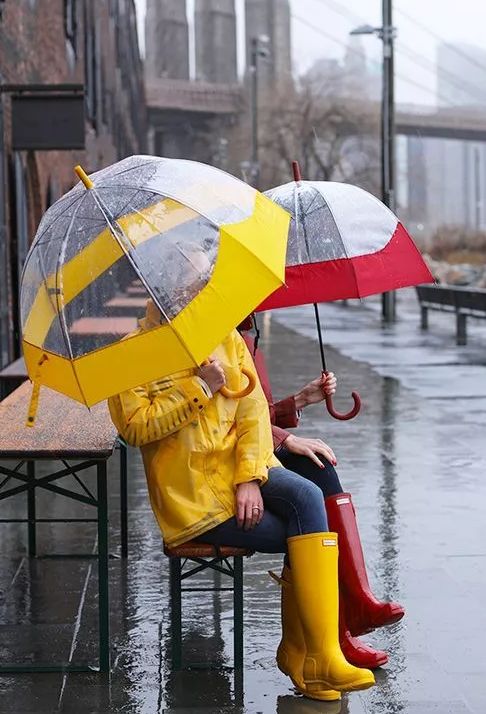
[0,0,146,367]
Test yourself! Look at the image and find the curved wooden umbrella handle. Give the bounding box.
[321,370,361,420]
[201,361,256,399]
[325,391,361,420]
[220,367,256,399]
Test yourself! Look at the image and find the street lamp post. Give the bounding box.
[351,0,397,322]
[249,35,269,189]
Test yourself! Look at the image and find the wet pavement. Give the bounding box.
[1,290,486,713]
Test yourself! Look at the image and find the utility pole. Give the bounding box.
[351,2,397,322]
[250,37,259,189]
[381,0,397,322]
[249,35,269,190]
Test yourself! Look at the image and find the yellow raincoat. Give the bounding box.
[108,311,280,547]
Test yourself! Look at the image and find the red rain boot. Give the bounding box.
[339,594,388,668]
[326,493,405,637]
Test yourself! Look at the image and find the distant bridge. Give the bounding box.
[146,79,486,143]
[396,104,486,142]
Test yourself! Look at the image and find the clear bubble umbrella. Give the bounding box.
[20,155,289,424]
[257,161,434,420]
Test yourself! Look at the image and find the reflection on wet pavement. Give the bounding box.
[1,299,485,712]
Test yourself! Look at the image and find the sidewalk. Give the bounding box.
[1,298,485,713]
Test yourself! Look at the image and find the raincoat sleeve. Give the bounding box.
[108,375,212,447]
[272,396,300,429]
[233,333,276,488]
[272,424,291,451]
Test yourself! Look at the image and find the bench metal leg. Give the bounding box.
[97,461,110,673]
[233,556,244,670]
[170,557,183,670]
[420,306,428,330]
[27,461,36,557]
[456,312,467,345]
[119,443,128,558]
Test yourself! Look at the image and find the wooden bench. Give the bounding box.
[416,284,486,345]
[163,541,252,672]
[69,316,138,352]
[0,356,27,399]
[126,284,146,296]
[0,381,128,673]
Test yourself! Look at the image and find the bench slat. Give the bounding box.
[164,541,252,558]
[0,382,117,459]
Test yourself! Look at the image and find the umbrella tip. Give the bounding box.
[292,161,302,183]
[74,164,94,190]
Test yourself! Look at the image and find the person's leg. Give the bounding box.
[193,508,287,553]
[194,465,328,550]
[260,466,328,536]
[277,450,390,667]
[326,493,405,635]
[263,468,374,693]
[277,449,343,498]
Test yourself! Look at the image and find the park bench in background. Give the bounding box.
[69,315,138,352]
[415,284,486,345]
[163,541,252,673]
[104,295,147,317]
[0,381,128,673]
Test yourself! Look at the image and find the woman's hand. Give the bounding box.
[283,433,337,468]
[235,481,264,530]
[197,359,226,395]
[294,372,337,409]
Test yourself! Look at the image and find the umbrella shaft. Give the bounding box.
[313,303,327,373]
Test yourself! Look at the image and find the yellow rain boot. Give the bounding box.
[287,532,376,694]
[271,565,341,702]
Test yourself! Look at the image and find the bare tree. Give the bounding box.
[258,73,381,193]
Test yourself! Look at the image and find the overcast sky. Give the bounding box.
[135,0,486,107]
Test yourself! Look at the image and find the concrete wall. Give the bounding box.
[145,0,189,80]
[195,0,237,84]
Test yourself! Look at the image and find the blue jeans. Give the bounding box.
[194,466,328,553]
[277,449,344,498]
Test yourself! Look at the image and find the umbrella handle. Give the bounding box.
[322,371,361,421]
[220,367,256,399]
[201,361,256,399]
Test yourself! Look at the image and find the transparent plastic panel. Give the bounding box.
[97,190,220,322]
[265,181,348,265]
[88,155,256,227]
[43,252,148,357]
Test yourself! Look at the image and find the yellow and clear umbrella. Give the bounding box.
[20,155,289,424]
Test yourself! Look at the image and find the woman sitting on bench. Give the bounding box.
[109,314,378,700]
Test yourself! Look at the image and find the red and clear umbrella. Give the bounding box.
[257,161,434,420]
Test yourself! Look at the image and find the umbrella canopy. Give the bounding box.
[21,155,289,415]
[258,177,434,311]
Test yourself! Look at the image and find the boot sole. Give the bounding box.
[307,676,375,693]
[277,660,341,701]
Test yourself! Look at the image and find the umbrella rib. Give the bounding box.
[95,183,225,230]
[54,193,90,406]
[92,159,152,183]
[90,189,200,369]
[28,193,84,249]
